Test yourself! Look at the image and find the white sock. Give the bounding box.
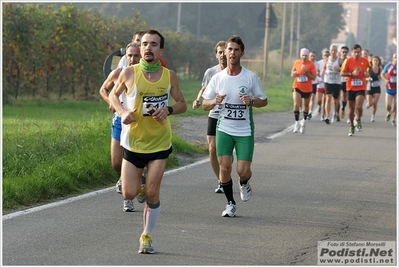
[143,202,160,235]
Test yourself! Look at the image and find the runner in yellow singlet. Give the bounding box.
[109,29,187,254]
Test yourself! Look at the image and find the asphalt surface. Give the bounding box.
[2,94,397,267]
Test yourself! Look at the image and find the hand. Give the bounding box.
[192,99,201,109]
[239,94,251,105]
[215,94,226,106]
[151,107,168,123]
[121,108,137,125]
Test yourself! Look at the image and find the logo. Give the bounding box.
[239,86,248,96]
[317,241,395,266]
[143,94,168,102]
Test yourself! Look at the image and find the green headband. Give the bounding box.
[139,58,161,73]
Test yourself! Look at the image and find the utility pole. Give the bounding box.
[289,3,294,60]
[295,3,301,56]
[177,3,181,32]
[262,2,270,84]
[197,3,201,36]
[279,3,286,81]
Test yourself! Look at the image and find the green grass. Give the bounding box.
[2,100,206,210]
[2,77,294,210]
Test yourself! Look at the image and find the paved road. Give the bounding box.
[3,95,396,266]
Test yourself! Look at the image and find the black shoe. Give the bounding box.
[325,118,330,124]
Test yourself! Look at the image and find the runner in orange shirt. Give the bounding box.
[340,44,371,136]
[291,48,317,133]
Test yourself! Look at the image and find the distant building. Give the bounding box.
[331,2,396,62]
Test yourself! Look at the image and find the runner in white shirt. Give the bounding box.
[192,41,227,193]
[99,42,142,212]
[202,35,268,217]
[316,50,329,121]
[321,45,342,123]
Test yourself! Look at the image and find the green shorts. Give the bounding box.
[216,130,254,162]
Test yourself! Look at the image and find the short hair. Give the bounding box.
[126,42,140,50]
[310,51,317,55]
[227,35,245,52]
[352,44,362,51]
[133,30,145,39]
[341,46,349,51]
[142,29,165,49]
[215,41,226,53]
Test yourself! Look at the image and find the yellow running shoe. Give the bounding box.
[136,182,146,203]
[138,232,154,254]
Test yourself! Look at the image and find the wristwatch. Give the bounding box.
[249,99,255,106]
[167,106,173,116]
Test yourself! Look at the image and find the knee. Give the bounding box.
[144,186,159,204]
[208,146,217,158]
[219,163,232,176]
[122,188,137,200]
[236,164,251,179]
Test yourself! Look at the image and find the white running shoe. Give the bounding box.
[222,202,236,217]
[115,178,122,194]
[239,180,252,202]
[123,199,135,212]
[371,115,375,122]
[299,119,306,134]
[332,113,338,123]
[293,121,300,133]
[215,183,224,193]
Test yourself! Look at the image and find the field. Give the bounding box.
[2,77,294,211]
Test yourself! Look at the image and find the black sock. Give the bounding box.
[303,111,308,120]
[342,101,347,110]
[294,110,299,121]
[221,180,235,205]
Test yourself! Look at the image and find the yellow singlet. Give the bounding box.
[120,64,172,153]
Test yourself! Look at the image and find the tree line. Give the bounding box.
[2,3,215,103]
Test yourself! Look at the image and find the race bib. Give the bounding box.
[297,75,308,83]
[223,103,246,120]
[142,94,168,116]
[390,76,397,83]
[371,80,380,87]
[328,73,338,80]
[351,79,363,87]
